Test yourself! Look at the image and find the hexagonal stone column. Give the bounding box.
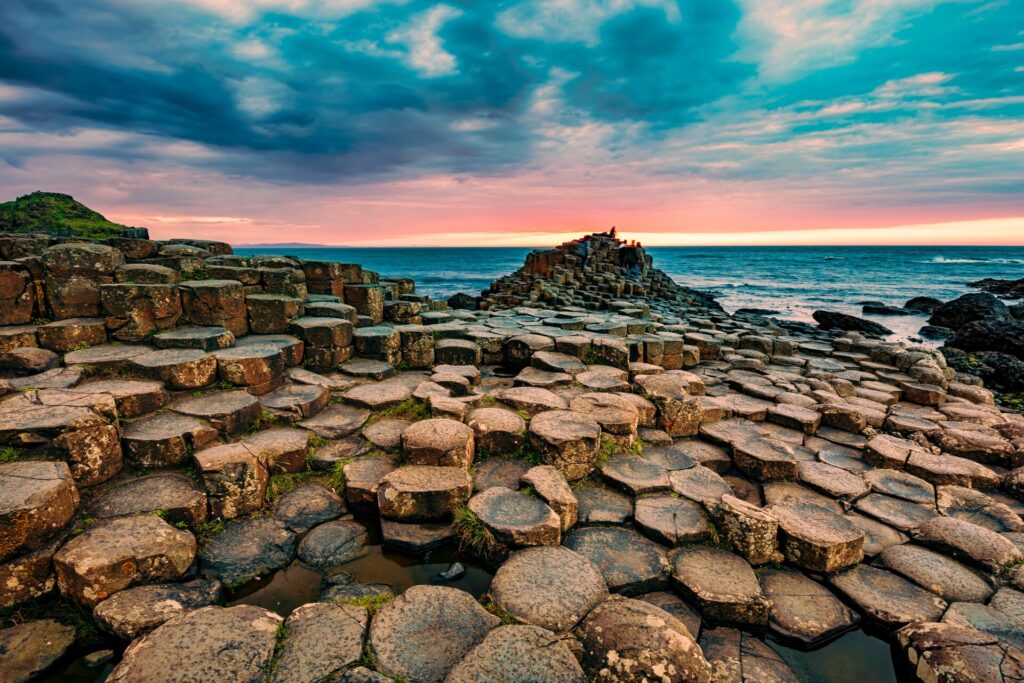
[0,389,122,486]
[344,283,384,324]
[528,410,601,481]
[106,605,281,683]
[467,407,526,456]
[171,390,260,435]
[377,465,471,520]
[41,243,123,319]
[401,418,475,469]
[467,486,560,553]
[179,279,248,336]
[121,412,219,468]
[353,326,401,365]
[214,344,286,393]
[0,461,79,562]
[488,546,608,631]
[767,499,865,572]
[0,261,34,325]
[368,585,498,681]
[671,546,769,626]
[100,283,181,340]
[634,374,701,437]
[245,293,304,334]
[194,443,269,519]
[36,318,107,352]
[576,596,712,683]
[53,515,195,606]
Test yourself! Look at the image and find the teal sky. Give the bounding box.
[0,1,1022,245]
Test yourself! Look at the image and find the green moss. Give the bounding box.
[996,392,1024,414]
[340,592,394,614]
[483,600,517,625]
[372,398,430,423]
[480,394,498,407]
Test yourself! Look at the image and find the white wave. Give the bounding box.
[923,255,1024,265]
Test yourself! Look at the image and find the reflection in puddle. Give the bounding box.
[33,513,905,682]
[773,628,900,683]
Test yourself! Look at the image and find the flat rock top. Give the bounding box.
[446,624,585,683]
[528,410,601,441]
[198,517,297,588]
[271,602,367,683]
[171,390,259,417]
[563,526,668,594]
[669,466,733,506]
[362,419,410,450]
[574,484,634,524]
[489,546,609,632]
[876,544,994,603]
[576,595,712,683]
[122,411,214,440]
[913,516,1023,569]
[368,585,499,683]
[131,348,210,366]
[106,605,282,683]
[829,564,947,627]
[497,387,568,413]
[342,379,413,408]
[864,469,935,504]
[274,483,344,532]
[467,407,526,434]
[401,418,474,450]
[379,465,471,493]
[297,520,368,567]
[760,568,859,645]
[64,344,153,365]
[767,499,865,544]
[93,578,222,640]
[672,546,762,601]
[0,619,76,683]
[0,460,76,513]
[469,486,557,530]
[87,473,204,519]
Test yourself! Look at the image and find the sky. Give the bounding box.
[1,0,1023,246]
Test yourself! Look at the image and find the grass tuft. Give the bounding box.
[454,506,500,562]
[0,446,27,463]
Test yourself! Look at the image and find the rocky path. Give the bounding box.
[0,233,1023,682]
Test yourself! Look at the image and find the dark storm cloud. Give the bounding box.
[0,0,751,181]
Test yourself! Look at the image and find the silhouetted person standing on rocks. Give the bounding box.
[609,226,617,238]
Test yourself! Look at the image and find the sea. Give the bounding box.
[234,245,1024,341]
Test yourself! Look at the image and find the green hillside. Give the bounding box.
[0,191,147,237]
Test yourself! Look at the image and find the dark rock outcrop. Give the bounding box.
[812,310,893,336]
[929,293,1009,330]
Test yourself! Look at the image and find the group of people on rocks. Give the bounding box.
[574,226,645,281]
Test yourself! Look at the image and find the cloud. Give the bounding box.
[0,0,1021,244]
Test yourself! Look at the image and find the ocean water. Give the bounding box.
[235,245,1024,339]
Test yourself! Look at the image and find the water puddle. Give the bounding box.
[36,514,904,682]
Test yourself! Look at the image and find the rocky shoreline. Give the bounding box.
[1,230,1023,682]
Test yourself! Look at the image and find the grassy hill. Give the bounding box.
[0,191,148,238]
